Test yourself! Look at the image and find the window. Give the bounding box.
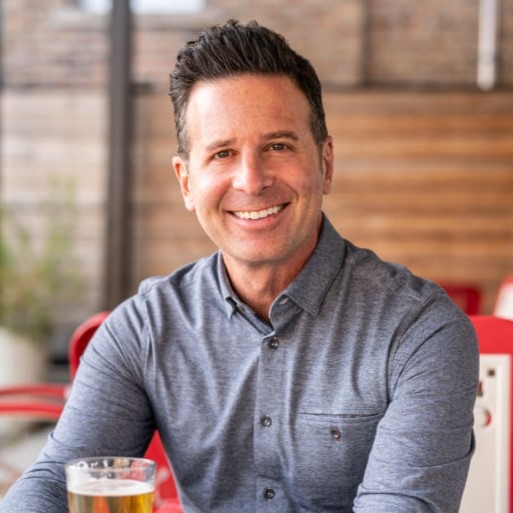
[80,0,205,14]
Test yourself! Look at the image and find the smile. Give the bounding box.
[232,205,284,220]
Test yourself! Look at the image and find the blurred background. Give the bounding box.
[1,0,513,364]
[0,0,513,499]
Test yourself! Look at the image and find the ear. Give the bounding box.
[173,156,195,212]
[321,136,334,195]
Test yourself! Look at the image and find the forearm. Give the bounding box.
[0,462,68,513]
[0,305,154,511]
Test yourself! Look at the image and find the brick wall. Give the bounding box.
[1,0,108,87]
[3,0,513,89]
[367,0,480,85]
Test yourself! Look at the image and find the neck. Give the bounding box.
[223,258,305,321]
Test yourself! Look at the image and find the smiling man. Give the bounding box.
[0,20,478,513]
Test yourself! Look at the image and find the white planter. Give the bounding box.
[0,328,48,387]
[0,328,49,437]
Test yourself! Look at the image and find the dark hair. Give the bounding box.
[169,19,328,156]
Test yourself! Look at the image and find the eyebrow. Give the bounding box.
[205,138,237,153]
[204,131,300,154]
[263,131,300,142]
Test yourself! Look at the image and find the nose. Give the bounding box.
[232,151,273,195]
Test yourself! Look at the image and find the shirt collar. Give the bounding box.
[280,215,346,316]
[217,255,240,318]
[218,215,347,318]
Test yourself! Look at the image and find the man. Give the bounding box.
[1,19,478,513]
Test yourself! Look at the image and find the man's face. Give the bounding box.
[174,74,333,275]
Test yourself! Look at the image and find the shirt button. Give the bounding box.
[331,426,342,441]
[260,415,272,427]
[268,338,280,350]
[263,487,275,500]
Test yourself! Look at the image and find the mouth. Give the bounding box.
[231,204,285,220]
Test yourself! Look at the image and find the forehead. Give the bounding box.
[184,74,312,140]
[188,73,307,105]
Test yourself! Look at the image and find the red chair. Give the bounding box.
[0,312,182,512]
[67,311,110,379]
[439,283,482,315]
[461,315,513,513]
[0,312,112,420]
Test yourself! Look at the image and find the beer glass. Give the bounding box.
[65,457,157,513]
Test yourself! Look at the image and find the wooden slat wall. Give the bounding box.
[133,91,513,313]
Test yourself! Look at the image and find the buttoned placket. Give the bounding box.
[252,294,297,511]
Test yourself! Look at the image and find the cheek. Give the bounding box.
[188,174,225,214]
[298,167,327,200]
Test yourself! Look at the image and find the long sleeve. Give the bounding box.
[353,313,479,513]
[0,305,155,512]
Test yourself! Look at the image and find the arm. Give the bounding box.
[354,310,479,513]
[0,302,155,512]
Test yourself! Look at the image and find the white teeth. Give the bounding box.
[234,205,283,220]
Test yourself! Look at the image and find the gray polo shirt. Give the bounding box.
[0,216,478,513]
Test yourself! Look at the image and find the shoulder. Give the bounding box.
[104,252,224,336]
[340,239,476,349]
[137,252,219,297]
[343,240,442,305]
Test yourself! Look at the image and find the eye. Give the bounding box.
[270,143,288,151]
[214,149,232,159]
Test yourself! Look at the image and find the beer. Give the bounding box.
[67,478,154,513]
[65,458,157,513]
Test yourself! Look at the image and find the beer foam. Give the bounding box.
[68,478,154,497]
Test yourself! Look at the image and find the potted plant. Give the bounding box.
[0,184,83,390]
